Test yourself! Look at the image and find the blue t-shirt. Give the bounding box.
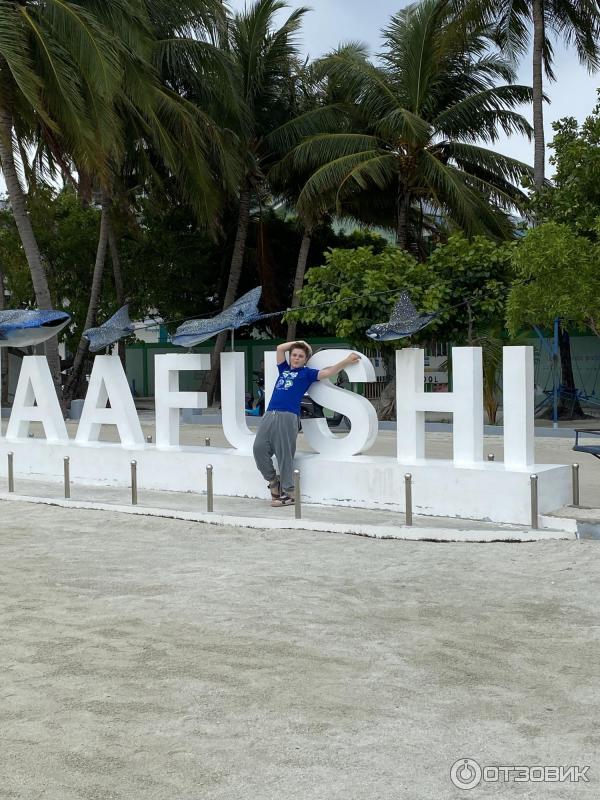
[267,361,320,415]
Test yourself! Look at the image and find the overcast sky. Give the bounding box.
[228,0,600,173]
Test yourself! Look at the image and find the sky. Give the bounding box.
[229,0,600,173]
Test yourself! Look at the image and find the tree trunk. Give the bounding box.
[286,228,312,341]
[64,192,111,402]
[532,0,546,192]
[558,327,586,419]
[0,265,7,406]
[108,214,126,368]
[396,188,410,250]
[205,186,252,404]
[0,105,63,401]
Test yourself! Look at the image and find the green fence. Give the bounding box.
[125,337,353,397]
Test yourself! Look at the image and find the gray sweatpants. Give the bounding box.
[253,410,298,492]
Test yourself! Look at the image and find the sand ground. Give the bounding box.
[1,495,599,799]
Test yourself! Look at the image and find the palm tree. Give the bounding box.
[62,0,232,402]
[279,0,535,251]
[0,0,127,396]
[472,0,600,190]
[203,0,308,403]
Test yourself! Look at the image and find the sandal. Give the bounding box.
[271,493,295,507]
[267,478,281,500]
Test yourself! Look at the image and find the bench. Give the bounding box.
[573,429,600,460]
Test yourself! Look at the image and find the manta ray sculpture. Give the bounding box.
[83,305,136,353]
[172,286,263,348]
[0,309,71,348]
[366,291,436,341]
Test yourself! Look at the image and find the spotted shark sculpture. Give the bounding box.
[366,291,436,341]
[0,309,71,348]
[172,286,263,348]
[83,305,136,353]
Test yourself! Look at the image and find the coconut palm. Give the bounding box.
[0,0,126,396]
[62,0,233,402]
[278,0,535,251]
[203,0,308,403]
[470,0,600,190]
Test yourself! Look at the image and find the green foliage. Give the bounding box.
[286,245,442,347]
[531,101,600,239]
[426,234,514,342]
[289,234,514,346]
[0,186,389,343]
[0,187,105,351]
[506,222,600,335]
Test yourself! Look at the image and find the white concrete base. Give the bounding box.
[0,438,572,526]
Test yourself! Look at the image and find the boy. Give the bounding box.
[253,340,360,506]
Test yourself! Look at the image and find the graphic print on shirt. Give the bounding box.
[276,370,298,391]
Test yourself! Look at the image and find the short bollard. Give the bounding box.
[404,473,413,526]
[131,460,138,505]
[206,464,214,512]
[146,435,153,444]
[205,437,211,447]
[487,453,495,462]
[572,463,580,507]
[530,474,539,530]
[7,452,14,493]
[63,457,71,499]
[294,469,301,519]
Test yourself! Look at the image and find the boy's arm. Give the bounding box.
[276,340,309,365]
[318,352,361,381]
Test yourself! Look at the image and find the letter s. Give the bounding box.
[302,350,378,456]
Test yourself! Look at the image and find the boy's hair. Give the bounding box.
[290,341,312,359]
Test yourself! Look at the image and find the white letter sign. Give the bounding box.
[76,356,144,447]
[155,353,209,447]
[6,356,68,442]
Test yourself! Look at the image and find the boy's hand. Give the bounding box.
[345,352,361,365]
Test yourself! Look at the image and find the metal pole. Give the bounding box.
[131,460,138,505]
[7,451,14,493]
[487,453,495,462]
[530,474,538,530]
[63,456,70,499]
[206,464,213,512]
[294,469,301,519]
[404,473,413,526]
[205,436,211,447]
[572,463,580,507]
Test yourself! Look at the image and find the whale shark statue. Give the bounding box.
[83,305,136,352]
[0,309,71,348]
[172,287,263,348]
[366,291,436,341]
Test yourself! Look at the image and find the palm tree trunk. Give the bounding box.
[0,265,8,406]
[532,0,546,191]
[286,227,312,341]
[0,105,63,400]
[558,328,586,419]
[205,186,252,404]
[64,192,111,403]
[108,215,126,367]
[396,189,410,250]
